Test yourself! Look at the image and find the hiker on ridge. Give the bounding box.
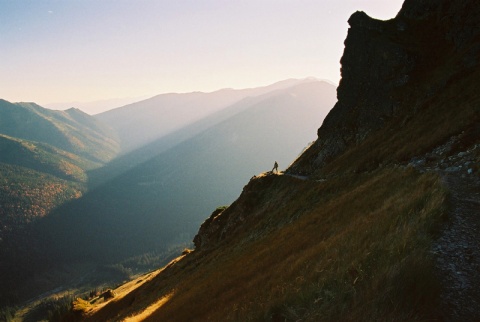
[272,161,279,174]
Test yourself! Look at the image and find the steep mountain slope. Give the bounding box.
[85,169,446,321]
[96,78,318,152]
[0,134,93,183]
[38,81,336,265]
[82,0,480,320]
[0,162,85,305]
[0,100,120,233]
[0,133,89,241]
[0,100,121,308]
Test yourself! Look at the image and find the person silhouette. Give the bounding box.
[272,161,279,173]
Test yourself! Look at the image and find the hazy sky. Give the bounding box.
[0,0,404,106]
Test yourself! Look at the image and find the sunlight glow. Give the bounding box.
[0,0,404,106]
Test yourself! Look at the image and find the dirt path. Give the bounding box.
[433,172,480,320]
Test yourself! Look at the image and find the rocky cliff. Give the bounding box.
[192,0,480,259]
[288,0,480,175]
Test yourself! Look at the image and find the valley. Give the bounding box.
[0,79,336,320]
[2,0,480,320]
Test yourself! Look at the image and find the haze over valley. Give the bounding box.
[0,78,336,313]
[3,0,480,321]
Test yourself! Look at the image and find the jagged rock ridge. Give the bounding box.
[288,0,480,175]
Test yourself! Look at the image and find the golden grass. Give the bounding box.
[72,298,92,315]
[82,257,182,321]
[89,166,447,321]
[123,292,173,322]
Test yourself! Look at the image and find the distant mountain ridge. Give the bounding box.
[0,100,119,164]
[88,78,331,186]
[96,78,321,153]
[44,95,151,115]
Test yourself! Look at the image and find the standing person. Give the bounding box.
[272,161,279,173]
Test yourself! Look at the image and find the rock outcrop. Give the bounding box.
[193,172,302,251]
[288,0,480,175]
[193,174,278,251]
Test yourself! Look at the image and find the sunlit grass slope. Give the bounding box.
[87,167,446,321]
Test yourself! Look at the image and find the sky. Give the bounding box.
[0,0,404,107]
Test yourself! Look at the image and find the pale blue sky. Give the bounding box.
[0,0,404,105]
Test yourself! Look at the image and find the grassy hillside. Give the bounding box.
[0,164,84,233]
[84,167,447,321]
[0,134,94,183]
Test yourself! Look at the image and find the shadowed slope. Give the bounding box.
[0,100,120,306]
[86,168,446,321]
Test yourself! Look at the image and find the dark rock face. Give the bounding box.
[193,206,228,250]
[288,11,413,173]
[315,11,412,168]
[194,174,278,251]
[399,0,480,54]
[288,0,480,174]
[439,1,480,68]
[398,0,440,19]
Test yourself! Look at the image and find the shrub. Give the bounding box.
[0,306,16,322]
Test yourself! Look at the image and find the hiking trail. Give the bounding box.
[433,171,480,320]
